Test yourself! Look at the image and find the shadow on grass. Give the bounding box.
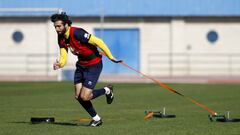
[53,122,89,126]
[10,121,89,126]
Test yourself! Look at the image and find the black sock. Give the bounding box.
[92,88,105,100]
[77,99,97,117]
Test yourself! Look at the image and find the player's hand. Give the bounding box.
[53,59,61,70]
[111,59,123,63]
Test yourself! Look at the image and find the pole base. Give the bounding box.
[30,117,55,124]
[145,111,176,120]
[208,114,240,122]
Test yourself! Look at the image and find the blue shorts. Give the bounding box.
[74,61,103,89]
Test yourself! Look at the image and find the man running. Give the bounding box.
[51,12,122,127]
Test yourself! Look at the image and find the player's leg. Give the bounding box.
[80,86,102,126]
[74,63,100,126]
[81,85,113,101]
[80,61,113,126]
[74,83,82,100]
[75,85,100,125]
[81,85,114,103]
[82,61,114,103]
[80,61,103,126]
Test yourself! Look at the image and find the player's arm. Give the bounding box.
[53,46,68,70]
[88,35,122,63]
[74,28,122,63]
[59,47,68,67]
[88,35,114,59]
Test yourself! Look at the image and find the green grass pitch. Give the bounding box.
[0,82,240,135]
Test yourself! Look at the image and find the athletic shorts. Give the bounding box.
[74,61,103,89]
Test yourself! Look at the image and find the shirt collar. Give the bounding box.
[64,27,70,39]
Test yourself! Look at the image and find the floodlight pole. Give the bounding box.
[100,0,105,39]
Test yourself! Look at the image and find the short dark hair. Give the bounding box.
[50,12,72,26]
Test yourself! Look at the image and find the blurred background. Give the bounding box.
[1,0,240,83]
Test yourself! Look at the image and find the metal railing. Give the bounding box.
[0,53,57,76]
[1,53,240,78]
[147,53,240,76]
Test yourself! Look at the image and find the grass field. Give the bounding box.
[0,81,240,135]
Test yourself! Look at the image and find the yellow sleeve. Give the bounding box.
[88,35,115,60]
[59,48,68,68]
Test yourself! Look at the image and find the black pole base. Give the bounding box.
[208,114,240,122]
[30,117,55,124]
[145,111,176,118]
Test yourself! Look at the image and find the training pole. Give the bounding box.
[117,61,217,115]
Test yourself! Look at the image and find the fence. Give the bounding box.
[1,53,240,79]
[0,53,57,76]
[148,53,240,76]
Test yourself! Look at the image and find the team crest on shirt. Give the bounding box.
[88,81,92,86]
[84,33,90,39]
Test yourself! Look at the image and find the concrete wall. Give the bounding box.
[0,17,57,76]
[1,17,240,78]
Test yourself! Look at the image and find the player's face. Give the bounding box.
[53,20,67,35]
